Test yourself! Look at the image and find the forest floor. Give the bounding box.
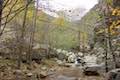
[0,58,105,80]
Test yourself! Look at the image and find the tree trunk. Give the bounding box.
[17,1,29,69]
[0,0,3,29]
[108,26,117,69]
[27,0,38,65]
[105,35,109,72]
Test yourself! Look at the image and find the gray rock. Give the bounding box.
[106,69,120,80]
[13,70,25,80]
[68,54,76,63]
[13,70,23,75]
[27,73,33,77]
[41,66,47,70]
[83,64,102,76]
[57,53,66,61]
[40,71,47,78]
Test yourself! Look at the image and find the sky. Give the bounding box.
[49,0,98,10]
[37,0,98,21]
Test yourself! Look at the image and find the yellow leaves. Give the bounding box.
[96,20,120,35]
[97,5,120,36]
[110,20,120,35]
[110,7,120,35]
[96,0,120,38]
[112,8,120,16]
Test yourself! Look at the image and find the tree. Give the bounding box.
[95,0,120,71]
[27,0,38,64]
[17,0,32,69]
[0,0,3,28]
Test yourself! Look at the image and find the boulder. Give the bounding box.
[56,59,63,65]
[66,52,74,57]
[106,69,120,80]
[26,73,33,77]
[77,52,83,57]
[57,53,67,61]
[39,71,47,78]
[13,70,23,75]
[68,54,76,63]
[41,66,47,71]
[13,70,26,80]
[83,64,102,76]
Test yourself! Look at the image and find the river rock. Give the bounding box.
[68,54,76,63]
[27,72,33,77]
[40,71,47,78]
[57,53,66,61]
[13,70,23,75]
[106,69,120,80]
[41,66,47,71]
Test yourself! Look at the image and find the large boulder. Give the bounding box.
[83,64,103,76]
[106,69,120,80]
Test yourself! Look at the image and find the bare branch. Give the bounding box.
[0,0,18,36]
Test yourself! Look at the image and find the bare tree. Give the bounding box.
[27,0,38,64]
[17,0,31,69]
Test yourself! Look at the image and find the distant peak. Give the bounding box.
[36,0,98,21]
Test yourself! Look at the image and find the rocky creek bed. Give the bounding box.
[0,58,105,80]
